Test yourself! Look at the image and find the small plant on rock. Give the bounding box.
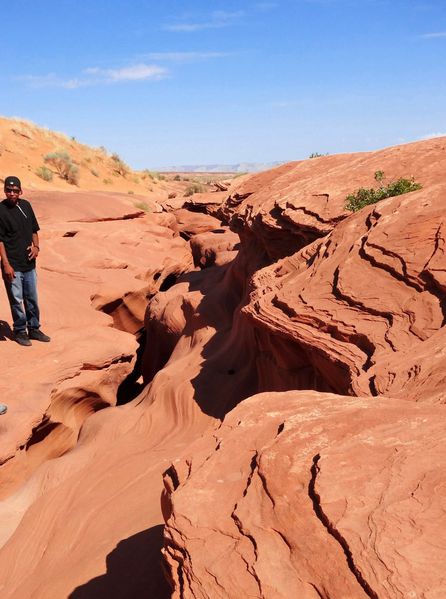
[135,201,150,212]
[184,182,205,197]
[374,170,385,182]
[345,172,422,212]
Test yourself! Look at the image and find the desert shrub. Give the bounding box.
[90,169,99,177]
[374,170,385,182]
[184,182,205,197]
[111,153,129,177]
[128,190,134,195]
[135,201,150,212]
[36,166,53,182]
[142,170,165,181]
[173,174,181,181]
[103,178,113,185]
[43,151,79,185]
[309,152,327,159]
[345,175,422,212]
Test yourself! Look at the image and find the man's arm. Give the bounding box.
[0,240,15,282]
[28,232,40,261]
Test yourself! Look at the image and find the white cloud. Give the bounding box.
[420,31,446,38]
[164,10,244,32]
[21,63,168,89]
[105,64,167,81]
[419,132,446,139]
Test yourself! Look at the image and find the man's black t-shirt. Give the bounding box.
[0,199,40,272]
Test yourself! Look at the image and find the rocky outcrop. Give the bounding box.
[241,184,446,400]
[163,391,446,599]
[161,137,446,597]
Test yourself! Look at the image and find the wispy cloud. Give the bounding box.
[100,64,167,81]
[419,31,446,38]
[21,63,168,89]
[164,10,244,32]
[255,2,279,11]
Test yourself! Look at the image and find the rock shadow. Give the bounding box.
[0,320,13,341]
[69,525,170,599]
[116,328,146,405]
[181,257,260,419]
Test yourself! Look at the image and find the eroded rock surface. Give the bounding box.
[163,391,446,599]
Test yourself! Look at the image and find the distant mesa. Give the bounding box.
[157,160,286,173]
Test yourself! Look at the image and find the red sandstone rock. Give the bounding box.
[222,137,446,260]
[1,138,446,599]
[189,228,240,268]
[241,182,446,401]
[163,391,446,598]
[173,208,223,239]
[183,191,229,217]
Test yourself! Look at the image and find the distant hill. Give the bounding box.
[158,161,286,174]
[0,116,181,197]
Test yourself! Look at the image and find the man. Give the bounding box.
[0,176,50,346]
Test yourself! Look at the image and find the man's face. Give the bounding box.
[4,185,21,205]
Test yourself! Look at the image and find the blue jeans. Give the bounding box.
[5,269,40,333]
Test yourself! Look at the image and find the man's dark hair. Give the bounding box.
[4,176,21,189]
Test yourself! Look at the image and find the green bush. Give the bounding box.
[36,166,53,182]
[309,152,328,159]
[374,170,385,182]
[173,174,181,181]
[184,182,205,197]
[345,175,422,212]
[43,151,79,185]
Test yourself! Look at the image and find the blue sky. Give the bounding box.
[1,0,445,168]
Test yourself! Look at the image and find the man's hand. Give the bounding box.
[2,263,15,282]
[28,244,39,260]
